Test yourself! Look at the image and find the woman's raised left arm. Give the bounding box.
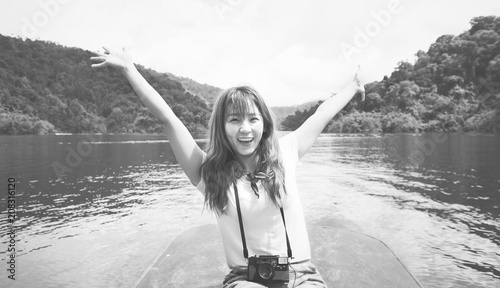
[294,66,365,159]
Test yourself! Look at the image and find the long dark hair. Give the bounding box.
[201,86,286,215]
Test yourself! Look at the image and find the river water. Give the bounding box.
[0,133,499,288]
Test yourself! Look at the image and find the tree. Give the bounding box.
[363,92,383,112]
[381,112,420,133]
[390,61,414,83]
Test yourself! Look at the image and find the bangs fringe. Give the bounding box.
[226,90,260,118]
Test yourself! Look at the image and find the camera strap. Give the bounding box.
[233,183,293,260]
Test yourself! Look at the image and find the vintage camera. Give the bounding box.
[248,255,289,285]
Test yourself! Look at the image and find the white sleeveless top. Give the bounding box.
[196,132,311,268]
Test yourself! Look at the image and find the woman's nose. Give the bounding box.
[239,120,251,132]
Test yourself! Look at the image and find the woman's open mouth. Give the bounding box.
[238,137,254,144]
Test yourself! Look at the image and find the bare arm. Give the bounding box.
[295,67,365,159]
[91,47,204,185]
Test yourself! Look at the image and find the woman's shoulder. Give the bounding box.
[278,131,296,145]
[278,132,299,165]
[279,131,297,150]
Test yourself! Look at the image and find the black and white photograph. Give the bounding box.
[0,0,499,287]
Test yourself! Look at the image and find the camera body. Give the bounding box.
[247,255,289,285]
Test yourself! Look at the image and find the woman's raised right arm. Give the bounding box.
[91,47,204,185]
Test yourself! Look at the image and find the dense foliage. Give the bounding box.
[0,35,211,135]
[282,16,500,133]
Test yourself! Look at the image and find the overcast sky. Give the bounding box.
[0,0,499,106]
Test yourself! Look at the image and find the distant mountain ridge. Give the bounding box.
[165,73,222,105]
[272,101,319,123]
[165,72,313,123]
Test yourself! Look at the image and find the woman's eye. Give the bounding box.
[229,118,239,123]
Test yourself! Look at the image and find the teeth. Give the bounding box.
[238,137,253,142]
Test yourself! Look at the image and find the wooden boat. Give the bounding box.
[133,224,423,288]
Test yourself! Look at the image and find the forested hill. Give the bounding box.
[0,34,212,135]
[282,16,500,133]
[2,16,499,135]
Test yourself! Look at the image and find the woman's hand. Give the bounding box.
[90,46,133,71]
[294,64,367,158]
[354,65,366,101]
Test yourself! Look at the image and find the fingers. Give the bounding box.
[90,46,118,68]
[90,56,107,68]
[91,62,107,68]
[355,65,365,101]
[90,56,106,62]
[354,64,364,102]
[354,64,361,81]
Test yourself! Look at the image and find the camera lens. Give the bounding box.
[258,263,275,280]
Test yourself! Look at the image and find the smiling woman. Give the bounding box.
[201,85,285,216]
[90,46,364,287]
[223,90,265,170]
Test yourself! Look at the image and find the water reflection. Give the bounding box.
[0,133,499,287]
[305,133,500,286]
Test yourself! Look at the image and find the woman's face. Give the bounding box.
[224,101,264,164]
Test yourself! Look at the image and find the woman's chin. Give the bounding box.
[235,147,258,159]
